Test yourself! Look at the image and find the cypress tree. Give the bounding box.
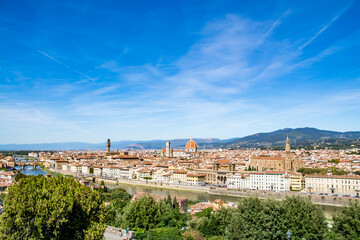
[166,194,172,206]
[173,196,178,209]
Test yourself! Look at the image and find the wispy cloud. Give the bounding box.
[299,1,355,50]
[261,8,292,41]
[2,3,359,144]
[37,50,96,81]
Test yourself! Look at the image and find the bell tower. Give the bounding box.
[106,138,111,153]
[285,136,292,171]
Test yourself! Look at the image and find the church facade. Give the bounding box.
[249,137,303,173]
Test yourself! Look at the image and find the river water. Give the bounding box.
[108,182,342,219]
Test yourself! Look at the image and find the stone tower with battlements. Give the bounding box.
[106,139,111,153]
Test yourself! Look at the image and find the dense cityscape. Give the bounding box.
[2,0,360,239]
[1,136,360,238]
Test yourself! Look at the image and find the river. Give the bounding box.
[12,156,341,218]
[106,182,342,219]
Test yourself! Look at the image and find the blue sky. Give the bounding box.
[1,0,360,144]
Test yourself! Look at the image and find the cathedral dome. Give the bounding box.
[185,138,198,152]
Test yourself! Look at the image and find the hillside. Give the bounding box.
[215,128,360,149]
[1,128,359,151]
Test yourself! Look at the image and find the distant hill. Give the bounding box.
[214,127,360,149]
[1,128,359,151]
[0,138,222,151]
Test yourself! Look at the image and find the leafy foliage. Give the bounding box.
[226,196,327,240]
[101,187,132,202]
[298,167,347,176]
[332,200,360,239]
[104,199,130,227]
[190,207,234,238]
[0,175,106,239]
[298,168,328,176]
[281,196,328,239]
[147,227,182,240]
[182,229,204,240]
[120,195,188,231]
[195,207,213,218]
[14,172,26,182]
[189,196,327,240]
[104,192,188,231]
[329,159,340,164]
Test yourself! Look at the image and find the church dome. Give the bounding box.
[185,138,198,151]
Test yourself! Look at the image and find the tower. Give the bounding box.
[106,139,111,153]
[166,141,171,157]
[285,136,290,155]
[285,136,292,171]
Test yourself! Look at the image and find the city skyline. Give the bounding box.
[1,0,360,144]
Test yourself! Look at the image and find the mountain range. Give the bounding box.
[1,128,359,151]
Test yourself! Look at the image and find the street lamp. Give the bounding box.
[286,230,292,240]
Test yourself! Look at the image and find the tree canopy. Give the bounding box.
[0,175,106,240]
[332,200,360,239]
[120,195,188,231]
[189,196,327,240]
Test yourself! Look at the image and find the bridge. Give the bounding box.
[14,160,43,170]
[5,156,44,170]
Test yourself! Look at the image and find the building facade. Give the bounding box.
[227,171,290,192]
[249,137,303,173]
[305,174,360,196]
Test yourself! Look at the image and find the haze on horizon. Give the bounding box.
[1,0,360,145]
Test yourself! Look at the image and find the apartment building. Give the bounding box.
[305,174,360,196]
[227,171,290,192]
[186,173,206,186]
[171,170,188,184]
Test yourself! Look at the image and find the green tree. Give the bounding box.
[121,195,168,230]
[182,229,204,240]
[166,195,172,206]
[104,198,131,227]
[101,187,132,202]
[89,167,94,174]
[195,207,213,218]
[332,200,360,239]
[226,197,285,240]
[204,207,234,237]
[281,196,327,239]
[0,193,5,202]
[172,196,178,209]
[14,172,26,182]
[329,159,340,164]
[225,196,327,240]
[120,195,188,231]
[147,227,182,240]
[0,175,106,239]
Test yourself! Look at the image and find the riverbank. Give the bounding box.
[96,178,353,207]
[46,169,354,207]
[42,167,65,177]
[95,178,210,194]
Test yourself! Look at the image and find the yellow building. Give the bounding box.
[171,170,188,184]
[187,173,206,186]
[290,173,302,191]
